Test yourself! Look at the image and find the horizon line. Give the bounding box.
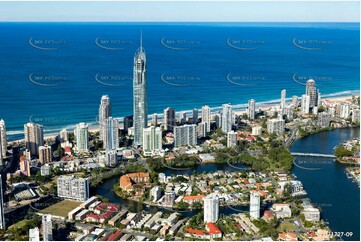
[0,21,359,24]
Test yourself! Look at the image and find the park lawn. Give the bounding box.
[277,222,298,232]
[8,219,30,230]
[40,199,82,217]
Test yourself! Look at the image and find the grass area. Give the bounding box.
[8,219,30,230]
[277,222,298,232]
[40,199,82,217]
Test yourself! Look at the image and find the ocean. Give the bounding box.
[0,22,359,140]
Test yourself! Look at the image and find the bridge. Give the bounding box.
[291,152,336,158]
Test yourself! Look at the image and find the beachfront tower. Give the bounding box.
[202,105,211,132]
[99,95,111,141]
[133,32,148,146]
[0,175,5,229]
[221,104,233,133]
[247,99,256,120]
[306,79,317,108]
[24,122,44,156]
[280,89,286,110]
[0,119,6,163]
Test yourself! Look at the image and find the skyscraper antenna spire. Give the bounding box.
[140,30,142,49]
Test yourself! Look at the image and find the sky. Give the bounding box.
[0,1,359,22]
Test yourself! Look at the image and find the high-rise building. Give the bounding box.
[149,186,161,202]
[0,175,5,229]
[280,89,286,110]
[29,227,40,241]
[251,125,262,136]
[24,149,31,161]
[221,104,233,133]
[313,106,318,115]
[317,112,331,128]
[173,124,197,147]
[40,164,51,176]
[152,113,158,126]
[306,79,317,108]
[301,95,310,114]
[192,108,199,124]
[20,159,31,177]
[105,149,117,167]
[202,105,211,132]
[352,107,360,123]
[57,176,89,201]
[143,126,162,156]
[0,119,7,162]
[99,95,111,141]
[123,115,133,132]
[292,95,298,108]
[59,128,68,142]
[204,194,219,223]
[38,145,52,164]
[179,111,187,125]
[164,188,175,206]
[317,91,321,106]
[340,103,351,119]
[285,105,294,120]
[164,107,176,131]
[227,131,237,148]
[103,117,119,150]
[24,122,44,156]
[250,191,260,219]
[214,113,221,128]
[267,118,285,135]
[0,138,2,165]
[247,99,256,120]
[75,123,88,152]
[197,122,207,138]
[42,214,53,241]
[133,34,148,146]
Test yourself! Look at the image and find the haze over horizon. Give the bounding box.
[0,1,359,23]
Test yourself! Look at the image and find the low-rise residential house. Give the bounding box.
[270,204,292,219]
[206,222,222,239]
[278,232,298,241]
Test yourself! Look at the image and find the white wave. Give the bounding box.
[322,90,360,98]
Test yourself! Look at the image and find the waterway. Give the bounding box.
[96,127,360,240]
[290,127,360,241]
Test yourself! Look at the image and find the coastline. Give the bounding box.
[7,94,358,144]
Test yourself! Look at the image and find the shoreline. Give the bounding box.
[7,93,358,144]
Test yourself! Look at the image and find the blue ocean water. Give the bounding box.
[0,22,359,140]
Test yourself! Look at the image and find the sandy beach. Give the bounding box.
[233,95,357,116]
[7,94,359,144]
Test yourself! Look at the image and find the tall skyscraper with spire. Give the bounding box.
[99,95,111,141]
[133,32,148,146]
[0,119,6,163]
[0,174,5,229]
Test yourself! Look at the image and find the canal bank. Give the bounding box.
[94,164,272,219]
[290,127,360,241]
[95,127,360,240]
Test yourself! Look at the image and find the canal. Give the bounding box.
[96,127,360,240]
